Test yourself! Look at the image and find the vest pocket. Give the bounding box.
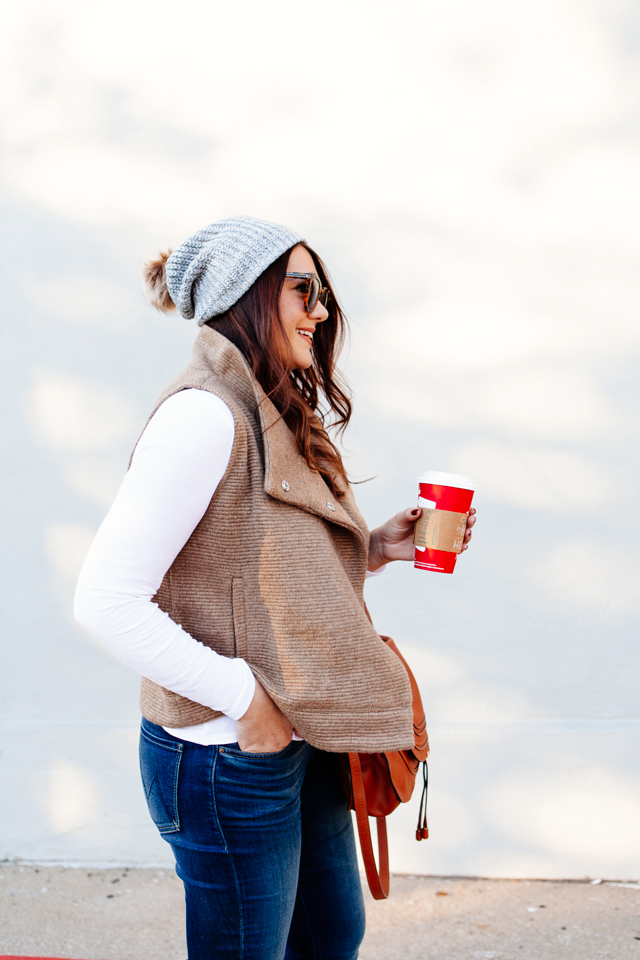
[232,577,248,659]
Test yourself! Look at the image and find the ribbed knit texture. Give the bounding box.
[165,216,303,325]
[132,328,415,754]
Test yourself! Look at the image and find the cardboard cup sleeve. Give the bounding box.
[414,507,470,555]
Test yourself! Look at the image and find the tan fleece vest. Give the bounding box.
[135,327,414,753]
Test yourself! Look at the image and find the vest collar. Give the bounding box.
[194,327,368,547]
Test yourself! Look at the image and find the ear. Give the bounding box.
[142,251,176,312]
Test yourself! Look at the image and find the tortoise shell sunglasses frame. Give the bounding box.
[285,271,330,314]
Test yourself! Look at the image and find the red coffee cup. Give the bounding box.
[414,471,475,574]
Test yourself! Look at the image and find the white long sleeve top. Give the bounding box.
[74,388,255,744]
[74,387,384,746]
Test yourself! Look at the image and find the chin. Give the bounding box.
[293,354,314,371]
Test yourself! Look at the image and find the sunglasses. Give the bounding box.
[285,272,330,314]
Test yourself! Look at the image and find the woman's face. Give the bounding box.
[279,245,329,370]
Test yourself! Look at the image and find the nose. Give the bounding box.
[308,301,329,322]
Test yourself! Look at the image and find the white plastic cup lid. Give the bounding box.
[418,471,475,491]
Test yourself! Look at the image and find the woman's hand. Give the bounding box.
[368,507,477,571]
[236,679,293,753]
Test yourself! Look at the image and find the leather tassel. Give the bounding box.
[415,761,429,842]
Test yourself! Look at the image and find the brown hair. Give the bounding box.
[143,244,352,499]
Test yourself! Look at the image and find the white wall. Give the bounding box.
[1,0,639,878]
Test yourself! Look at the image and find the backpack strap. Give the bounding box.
[348,752,390,900]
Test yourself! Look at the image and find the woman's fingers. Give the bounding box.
[461,508,476,552]
[399,506,422,532]
[465,509,476,542]
[393,507,420,531]
[383,508,421,544]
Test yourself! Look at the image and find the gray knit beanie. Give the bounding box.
[165,215,303,325]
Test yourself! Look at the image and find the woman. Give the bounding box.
[75,215,475,960]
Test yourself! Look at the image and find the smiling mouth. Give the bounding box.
[297,329,313,340]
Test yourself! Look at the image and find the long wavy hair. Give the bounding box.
[143,243,352,499]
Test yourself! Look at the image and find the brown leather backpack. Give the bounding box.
[341,632,430,900]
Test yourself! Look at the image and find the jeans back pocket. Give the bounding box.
[139,723,183,835]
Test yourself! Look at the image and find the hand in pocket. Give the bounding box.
[236,680,293,753]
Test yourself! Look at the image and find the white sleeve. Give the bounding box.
[74,388,255,721]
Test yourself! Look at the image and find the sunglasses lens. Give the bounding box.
[306,275,320,313]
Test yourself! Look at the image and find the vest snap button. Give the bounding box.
[281,480,290,491]
[327,501,335,511]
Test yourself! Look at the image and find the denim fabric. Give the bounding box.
[140,719,366,960]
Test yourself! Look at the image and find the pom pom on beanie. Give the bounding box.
[142,251,176,313]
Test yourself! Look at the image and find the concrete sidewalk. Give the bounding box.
[1,864,639,959]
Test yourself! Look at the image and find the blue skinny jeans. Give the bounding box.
[139,718,366,960]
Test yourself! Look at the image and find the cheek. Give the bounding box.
[282,318,299,345]
[281,299,305,332]
[279,299,299,333]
